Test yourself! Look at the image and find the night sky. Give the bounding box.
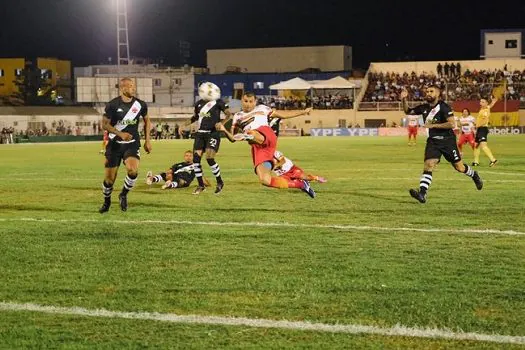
[1,0,524,69]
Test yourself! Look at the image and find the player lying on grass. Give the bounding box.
[145,150,208,190]
[272,150,327,183]
[215,91,316,198]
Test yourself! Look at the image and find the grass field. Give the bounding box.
[0,135,524,349]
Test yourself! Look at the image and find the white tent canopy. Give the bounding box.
[269,77,312,90]
[269,76,355,90]
[311,76,356,89]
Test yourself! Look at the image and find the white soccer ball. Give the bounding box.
[198,82,221,101]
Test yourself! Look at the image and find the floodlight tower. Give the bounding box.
[116,0,131,70]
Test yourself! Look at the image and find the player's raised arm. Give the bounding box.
[488,96,498,109]
[271,107,312,120]
[215,122,236,143]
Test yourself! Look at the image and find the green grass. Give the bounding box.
[0,136,524,349]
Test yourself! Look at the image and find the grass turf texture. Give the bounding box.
[0,136,524,348]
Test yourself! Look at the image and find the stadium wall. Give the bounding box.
[207,46,352,74]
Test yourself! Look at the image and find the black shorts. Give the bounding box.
[193,131,221,153]
[173,174,193,188]
[424,137,461,163]
[475,127,489,143]
[105,141,141,168]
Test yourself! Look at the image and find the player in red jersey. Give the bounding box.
[272,150,327,183]
[216,91,316,198]
[406,114,420,146]
[457,108,476,156]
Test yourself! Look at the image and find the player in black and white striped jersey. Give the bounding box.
[99,77,151,213]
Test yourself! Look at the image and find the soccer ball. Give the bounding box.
[198,82,221,101]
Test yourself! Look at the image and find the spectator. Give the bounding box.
[450,63,456,77]
[444,62,450,78]
[456,62,461,76]
[437,63,443,77]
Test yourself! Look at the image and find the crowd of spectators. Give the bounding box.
[362,67,525,107]
[258,94,353,110]
[0,127,14,144]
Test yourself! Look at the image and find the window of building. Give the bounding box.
[41,69,52,80]
[0,69,4,77]
[488,40,494,45]
[15,69,23,77]
[172,78,182,86]
[154,78,162,87]
[253,82,264,89]
[505,39,518,49]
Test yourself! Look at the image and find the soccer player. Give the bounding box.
[457,108,476,156]
[400,86,483,203]
[145,150,200,190]
[472,97,498,167]
[99,77,151,213]
[406,113,420,146]
[180,83,232,195]
[216,91,316,198]
[272,150,327,183]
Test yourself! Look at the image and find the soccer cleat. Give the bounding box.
[489,159,498,167]
[98,200,111,214]
[118,193,128,211]
[145,171,153,185]
[472,171,483,190]
[409,189,427,203]
[301,180,316,199]
[472,162,480,166]
[192,186,206,195]
[215,181,224,194]
[161,180,172,190]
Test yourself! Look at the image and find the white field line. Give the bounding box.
[0,218,523,236]
[0,302,523,345]
[333,177,525,183]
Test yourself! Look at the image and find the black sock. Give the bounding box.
[419,171,432,195]
[121,174,138,195]
[193,153,204,187]
[152,174,164,183]
[463,164,475,178]
[207,158,223,184]
[102,181,113,202]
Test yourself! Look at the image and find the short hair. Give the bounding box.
[119,77,133,87]
[427,84,441,91]
[184,150,192,154]
[462,108,470,114]
[243,91,256,99]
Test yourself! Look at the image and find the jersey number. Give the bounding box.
[209,139,218,148]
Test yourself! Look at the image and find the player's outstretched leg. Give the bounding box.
[192,152,206,195]
[454,162,483,190]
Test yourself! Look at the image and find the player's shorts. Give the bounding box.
[458,133,476,147]
[173,174,193,188]
[475,127,489,144]
[281,165,305,180]
[408,126,418,136]
[424,136,461,163]
[251,126,277,168]
[105,140,141,168]
[193,131,221,153]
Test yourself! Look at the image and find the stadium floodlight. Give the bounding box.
[116,0,131,72]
